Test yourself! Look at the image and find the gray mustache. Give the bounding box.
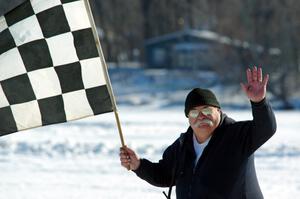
[193,119,213,127]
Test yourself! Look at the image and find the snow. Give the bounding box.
[0,107,299,199]
[0,68,299,199]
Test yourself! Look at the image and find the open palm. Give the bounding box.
[240,67,269,102]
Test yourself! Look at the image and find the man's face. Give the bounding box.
[188,105,221,136]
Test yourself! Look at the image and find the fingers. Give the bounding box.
[246,66,264,83]
[120,146,136,170]
[120,147,131,160]
[120,155,131,165]
[258,67,263,82]
[246,68,252,83]
[119,149,130,160]
[252,66,258,81]
[120,149,131,168]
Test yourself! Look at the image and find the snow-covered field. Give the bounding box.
[0,67,299,198]
[0,106,299,199]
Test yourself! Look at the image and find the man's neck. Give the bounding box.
[194,131,212,144]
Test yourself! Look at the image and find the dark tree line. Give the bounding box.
[90,0,300,108]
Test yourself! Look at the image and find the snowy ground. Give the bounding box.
[0,68,299,198]
[0,106,299,199]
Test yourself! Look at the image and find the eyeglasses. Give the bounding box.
[188,107,213,118]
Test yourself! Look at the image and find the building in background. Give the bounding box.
[144,29,279,70]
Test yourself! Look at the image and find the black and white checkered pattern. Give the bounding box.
[0,0,113,136]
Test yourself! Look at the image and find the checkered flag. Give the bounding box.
[0,0,114,136]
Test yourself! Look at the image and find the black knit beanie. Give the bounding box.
[184,88,220,117]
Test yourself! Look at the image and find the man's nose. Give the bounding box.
[197,112,206,119]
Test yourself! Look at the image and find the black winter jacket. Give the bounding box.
[134,99,277,199]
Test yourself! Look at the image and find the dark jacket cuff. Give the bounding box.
[250,98,267,107]
[133,158,146,176]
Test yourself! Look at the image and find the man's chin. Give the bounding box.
[198,124,213,130]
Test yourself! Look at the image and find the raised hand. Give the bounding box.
[240,66,269,103]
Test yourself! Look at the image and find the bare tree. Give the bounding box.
[90,0,143,63]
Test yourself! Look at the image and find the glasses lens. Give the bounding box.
[189,110,199,118]
[201,107,212,116]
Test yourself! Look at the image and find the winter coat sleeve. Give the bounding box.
[237,98,277,156]
[133,139,180,187]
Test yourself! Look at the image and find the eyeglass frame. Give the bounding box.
[188,107,213,119]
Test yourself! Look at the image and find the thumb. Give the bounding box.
[240,82,248,93]
[125,147,136,156]
[262,74,269,87]
[122,146,136,156]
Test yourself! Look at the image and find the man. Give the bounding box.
[120,66,277,199]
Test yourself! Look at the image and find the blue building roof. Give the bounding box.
[145,29,232,46]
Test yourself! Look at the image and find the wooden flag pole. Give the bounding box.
[83,0,126,147]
